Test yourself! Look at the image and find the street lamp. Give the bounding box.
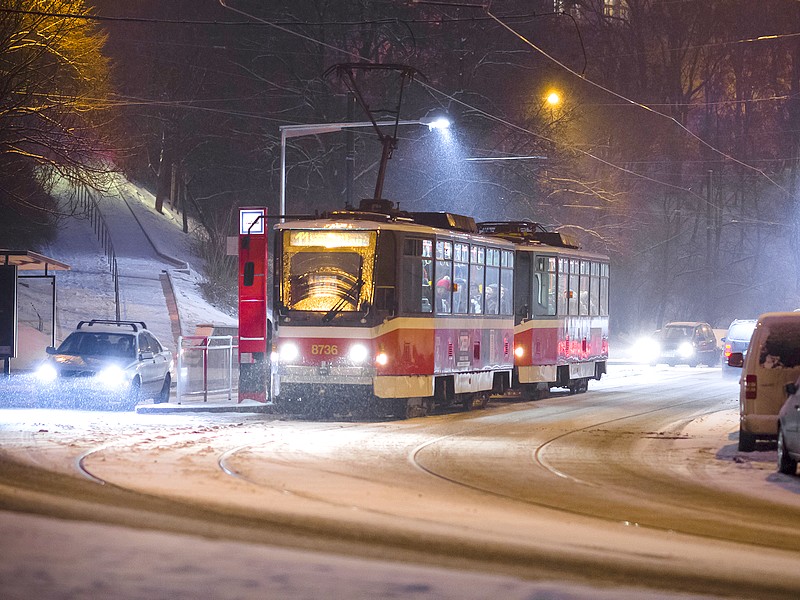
[545,90,562,122]
[546,91,561,107]
[279,116,449,221]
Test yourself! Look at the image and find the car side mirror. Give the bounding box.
[786,382,799,396]
[45,346,56,355]
[139,351,155,360]
[727,352,744,368]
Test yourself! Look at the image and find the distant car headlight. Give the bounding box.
[96,365,128,389]
[35,363,58,384]
[678,341,695,359]
[632,336,660,363]
[348,343,369,364]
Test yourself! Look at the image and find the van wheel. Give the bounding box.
[778,428,797,475]
[738,429,756,452]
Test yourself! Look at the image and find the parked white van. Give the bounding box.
[728,312,800,451]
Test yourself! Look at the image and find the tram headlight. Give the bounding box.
[514,346,525,359]
[348,343,369,364]
[678,341,695,359]
[279,342,300,363]
[375,352,388,366]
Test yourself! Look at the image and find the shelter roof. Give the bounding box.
[0,250,70,272]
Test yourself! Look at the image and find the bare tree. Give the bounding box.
[0,0,115,247]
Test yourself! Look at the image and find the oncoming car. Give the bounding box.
[650,322,718,367]
[35,320,173,410]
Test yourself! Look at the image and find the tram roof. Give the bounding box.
[0,249,70,273]
[274,216,517,246]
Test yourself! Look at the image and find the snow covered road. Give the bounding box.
[2,367,800,599]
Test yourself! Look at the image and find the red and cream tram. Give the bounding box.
[478,221,609,398]
[270,199,516,417]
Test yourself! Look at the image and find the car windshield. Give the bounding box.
[663,326,693,340]
[57,332,136,359]
[727,321,756,342]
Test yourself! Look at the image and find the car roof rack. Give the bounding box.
[77,319,147,332]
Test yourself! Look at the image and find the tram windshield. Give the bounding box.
[281,229,376,312]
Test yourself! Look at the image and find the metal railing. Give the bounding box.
[176,335,235,403]
[77,186,120,320]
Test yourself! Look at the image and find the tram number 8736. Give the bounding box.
[311,344,339,356]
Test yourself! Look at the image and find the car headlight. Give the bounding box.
[35,363,58,383]
[96,365,128,389]
[678,341,695,358]
[278,343,299,363]
[348,343,369,364]
[631,336,660,363]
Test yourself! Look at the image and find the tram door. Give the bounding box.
[513,252,531,324]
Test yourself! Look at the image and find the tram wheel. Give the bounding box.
[471,393,489,410]
[397,397,429,419]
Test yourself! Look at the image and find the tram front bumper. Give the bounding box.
[276,364,375,386]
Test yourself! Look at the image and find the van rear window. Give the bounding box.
[759,322,800,368]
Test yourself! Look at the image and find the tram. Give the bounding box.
[477,221,609,398]
[270,199,516,417]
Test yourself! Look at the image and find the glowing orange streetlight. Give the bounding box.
[545,90,562,122]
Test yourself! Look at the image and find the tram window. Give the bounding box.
[436,240,453,261]
[401,237,433,313]
[435,258,453,314]
[600,263,609,316]
[470,245,485,265]
[470,264,484,314]
[568,259,580,315]
[453,255,469,314]
[501,249,514,268]
[590,261,600,316]
[500,267,513,315]
[534,256,556,316]
[579,261,590,316]
[557,258,569,316]
[485,265,500,314]
[288,252,365,311]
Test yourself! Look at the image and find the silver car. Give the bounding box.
[778,378,800,475]
[35,320,173,410]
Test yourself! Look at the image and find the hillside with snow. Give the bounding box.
[12,174,237,371]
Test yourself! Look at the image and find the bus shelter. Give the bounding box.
[0,250,70,375]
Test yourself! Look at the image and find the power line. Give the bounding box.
[484,8,789,198]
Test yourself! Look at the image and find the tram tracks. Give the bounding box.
[6,375,800,599]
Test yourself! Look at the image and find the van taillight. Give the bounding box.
[745,374,757,400]
[724,343,732,358]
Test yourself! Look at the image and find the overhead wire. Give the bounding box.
[7,2,790,206]
[483,7,790,198]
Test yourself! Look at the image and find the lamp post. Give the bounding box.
[279,117,449,222]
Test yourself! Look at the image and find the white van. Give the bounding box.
[728,312,800,451]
